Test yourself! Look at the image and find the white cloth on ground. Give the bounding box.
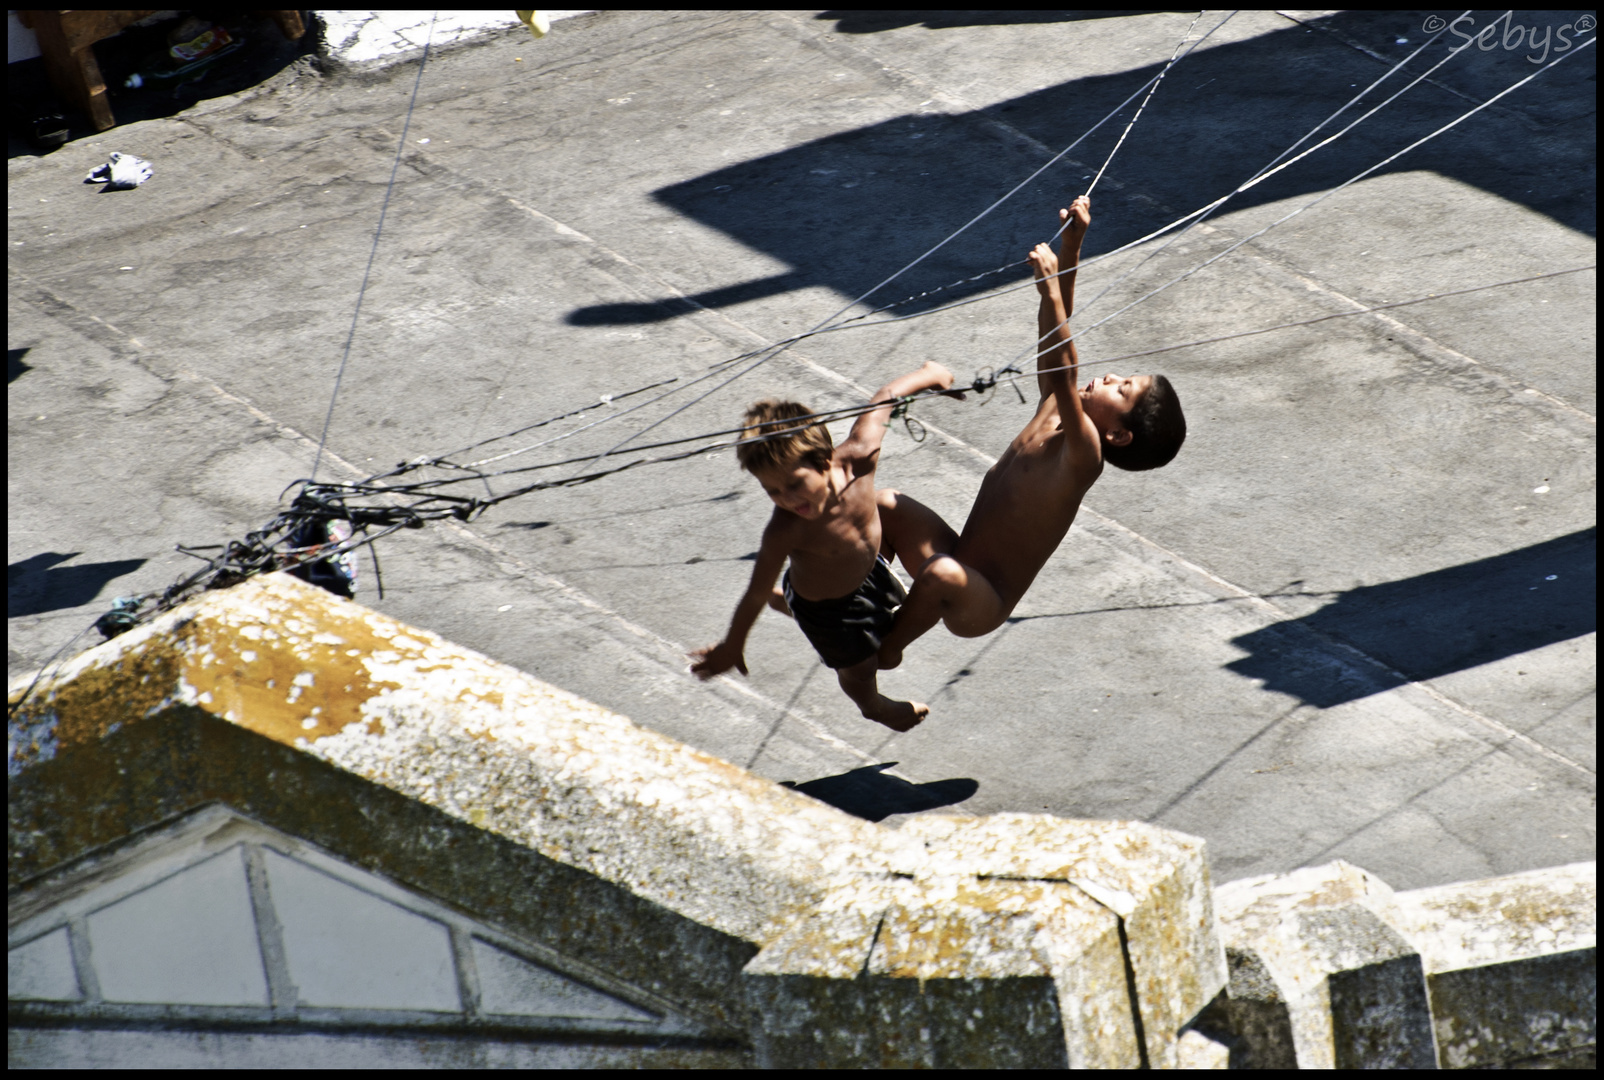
[85,152,153,190]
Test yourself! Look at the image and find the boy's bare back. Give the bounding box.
[877,197,1125,664]
[951,199,1101,607]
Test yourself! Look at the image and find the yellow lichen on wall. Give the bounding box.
[8,575,550,765]
[8,576,420,763]
[9,636,180,765]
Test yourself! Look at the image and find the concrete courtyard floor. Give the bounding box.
[8,10,1595,890]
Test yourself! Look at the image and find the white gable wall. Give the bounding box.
[9,804,702,1065]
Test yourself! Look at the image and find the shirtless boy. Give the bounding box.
[877,196,1187,667]
[691,361,960,730]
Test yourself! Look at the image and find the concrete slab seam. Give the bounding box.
[441,174,1600,785]
[8,272,900,784]
[1190,223,1596,424]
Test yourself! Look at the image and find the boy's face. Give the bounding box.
[753,462,832,519]
[1079,373,1151,446]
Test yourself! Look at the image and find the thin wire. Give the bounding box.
[446,13,1240,475]
[429,377,680,463]
[309,12,438,483]
[563,10,1242,480]
[1007,264,1596,377]
[23,22,1590,701]
[1237,10,1486,194]
[1065,11,1477,328]
[33,258,1583,702]
[829,9,1475,343]
[850,10,1476,349]
[333,261,1601,496]
[1010,33,1596,376]
[465,261,1594,493]
[1082,11,1206,199]
[317,9,1555,491]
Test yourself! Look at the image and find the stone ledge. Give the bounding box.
[888,813,1227,1068]
[19,574,1585,1068]
[1392,862,1597,1069]
[9,573,1225,1066]
[743,875,1136,1068]
[1214,859,1597,1069]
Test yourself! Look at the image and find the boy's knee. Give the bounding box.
[915,554,965,591]
[877,488,901,511]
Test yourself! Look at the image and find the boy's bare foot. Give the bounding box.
[767,588,793,618]
[862,695,928,733]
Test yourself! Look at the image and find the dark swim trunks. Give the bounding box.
[783,554,908,669]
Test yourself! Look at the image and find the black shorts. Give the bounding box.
[783,555,908,669]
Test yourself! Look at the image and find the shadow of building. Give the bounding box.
[8,552,146,618]
[570,12,1593,326]
[1226,527,1595,708]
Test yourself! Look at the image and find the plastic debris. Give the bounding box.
[284,517,360,599]
[95,597,143,640]
[123,18,244,88]
[84,152,154,190]
[516,11,551,39]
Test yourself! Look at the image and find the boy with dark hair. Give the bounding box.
[691,361,960,731]
[877,196,1187,667]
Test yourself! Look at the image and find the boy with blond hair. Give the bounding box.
[691,361,959,731]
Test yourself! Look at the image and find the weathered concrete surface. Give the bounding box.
[1213,858,1598,1069]
[10,572,1224,1065]
[743,875,1135,1068]
[1213,861,1437,1069]
[7,9,1595,898]
[1392,861,1597,1068]
[888,813,1225,1068]
[9,573,885,949]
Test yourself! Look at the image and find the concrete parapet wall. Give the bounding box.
[1213,860,1596,1069]
[1392,862,1596,1069]
[9,574,1222,1067]
[8,574,1592,1068]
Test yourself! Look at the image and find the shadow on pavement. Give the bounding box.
[569,11,1593,325]
[8,348,31,383]
[1227,527,1596,707]
[781,761,979,822]
[7,11,319,159]
[8,552,146,618]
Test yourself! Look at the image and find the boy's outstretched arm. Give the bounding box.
[840,361,959,471]
[690,521,790,679]
[1032,197,1091,421]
